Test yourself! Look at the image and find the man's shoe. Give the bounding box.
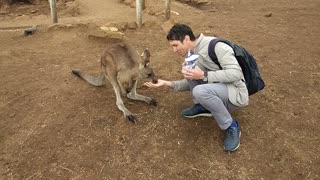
[181,103,211,118]
[224,120,241,152]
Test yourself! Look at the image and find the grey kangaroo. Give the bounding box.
[72,42,158,123]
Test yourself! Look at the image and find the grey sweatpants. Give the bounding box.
[188,80,239,130]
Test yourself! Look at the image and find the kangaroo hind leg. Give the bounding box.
[107,75,136,123]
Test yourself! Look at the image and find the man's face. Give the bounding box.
[169,36,190,57]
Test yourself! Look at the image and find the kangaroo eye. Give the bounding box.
[144,62,150,67]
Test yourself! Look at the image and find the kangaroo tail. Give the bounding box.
[72,70,106,87]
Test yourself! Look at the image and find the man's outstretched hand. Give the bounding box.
[144,79,173,88]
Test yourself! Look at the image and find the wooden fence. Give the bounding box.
[49,0,171,27]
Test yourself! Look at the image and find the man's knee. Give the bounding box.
[192,85,208,100]
[193,84,222,101]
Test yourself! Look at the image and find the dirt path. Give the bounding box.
[0,0,159,28]
[71,0,139,24]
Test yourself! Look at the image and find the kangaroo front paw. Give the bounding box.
[149,98,157,106]
[126,114,136,123]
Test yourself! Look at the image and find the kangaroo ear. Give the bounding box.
[141,48,150,64]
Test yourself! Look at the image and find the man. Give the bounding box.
[144,23,249,152]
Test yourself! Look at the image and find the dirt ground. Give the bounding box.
[1,0,320,179]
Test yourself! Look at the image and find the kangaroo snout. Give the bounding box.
[143,74,158,84]
[152,77,158,84]
[147,72,158,84]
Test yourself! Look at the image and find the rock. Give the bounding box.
[196,0,209,5]
[24,25,38,36]
[127,22,137,29]
[176,0,208,5]
[30,9,38,14]
[104,22,128,31]
[109,27,118,32]
[265,13,272,17]
[100,26,119,32]
[88,26,125,42]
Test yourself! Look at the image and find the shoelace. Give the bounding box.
[226,127,237,137]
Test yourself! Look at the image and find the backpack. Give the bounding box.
[208,38,265,95]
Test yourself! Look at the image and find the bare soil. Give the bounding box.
[0,0,319,179]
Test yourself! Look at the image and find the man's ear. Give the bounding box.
[183,35,190,44]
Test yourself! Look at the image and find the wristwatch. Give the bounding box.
[203,71,208,82]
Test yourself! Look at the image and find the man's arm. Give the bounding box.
[144,78,190,91]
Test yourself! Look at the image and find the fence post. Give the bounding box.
[136,0,142,28]
[165,0,171,20]
[49,0,58,23]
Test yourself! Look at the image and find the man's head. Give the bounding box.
[167,23,196,57]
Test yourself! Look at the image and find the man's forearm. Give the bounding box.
[166,81,174,88]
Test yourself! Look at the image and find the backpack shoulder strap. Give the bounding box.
[208,38,234,70]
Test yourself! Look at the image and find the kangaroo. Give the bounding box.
[72,42,158,123]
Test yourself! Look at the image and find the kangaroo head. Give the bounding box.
[139,49,158,84]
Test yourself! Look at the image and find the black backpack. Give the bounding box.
[208,38,265,95]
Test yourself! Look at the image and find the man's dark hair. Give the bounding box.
[166,23,196,42]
